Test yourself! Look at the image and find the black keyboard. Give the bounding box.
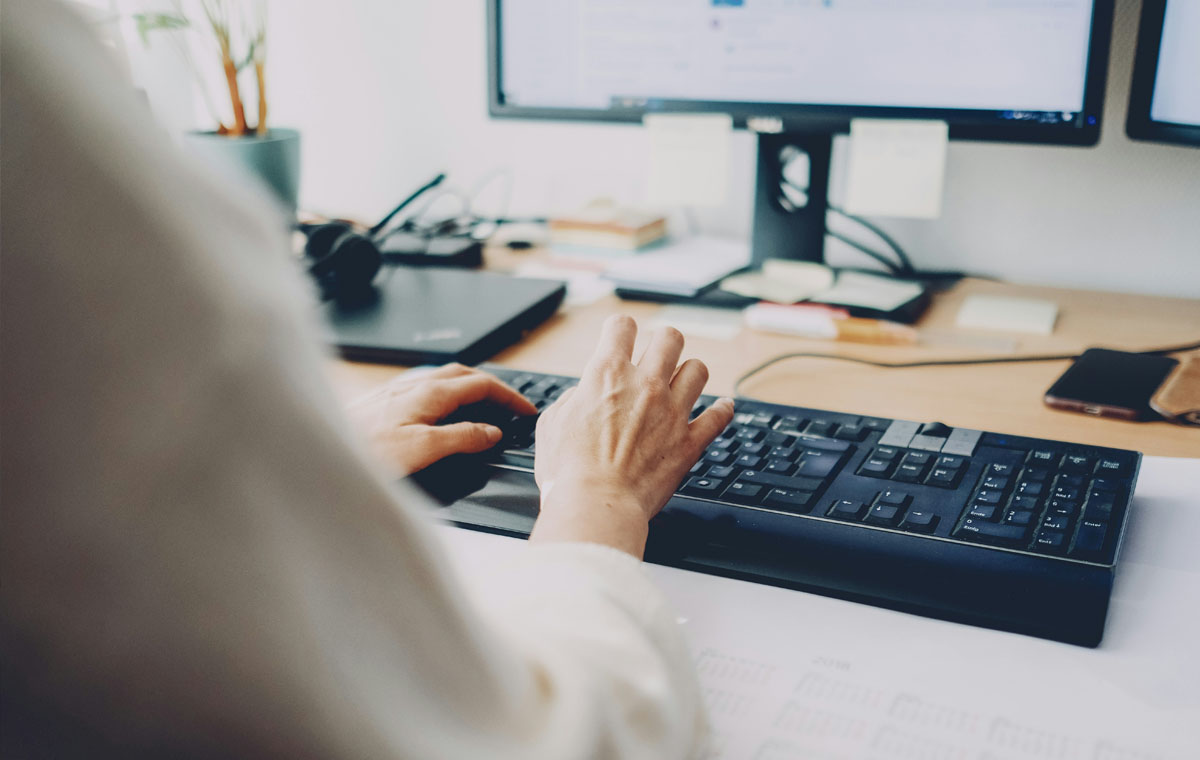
[418,366,1141,647]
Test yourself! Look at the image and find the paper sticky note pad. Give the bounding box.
[644,113,733,207]
[844,119,948,219]
[956,294,1059,335]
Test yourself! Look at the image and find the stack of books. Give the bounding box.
[548,204,668,255]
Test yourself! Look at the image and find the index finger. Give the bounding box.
[585,314,638,375]
[437,374,539,417]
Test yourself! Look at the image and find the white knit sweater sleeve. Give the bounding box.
[0,2,705,758]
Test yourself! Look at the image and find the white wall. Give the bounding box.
[260,0,1199,298]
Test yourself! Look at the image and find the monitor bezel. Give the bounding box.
[1126,0,1200,147]
[487,0,1113,146]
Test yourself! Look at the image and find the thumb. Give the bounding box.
[422,421,504,459]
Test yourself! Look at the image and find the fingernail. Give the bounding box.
[718,397,736,408]
[485,425,503,444]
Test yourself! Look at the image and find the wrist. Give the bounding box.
[531,476,652,558]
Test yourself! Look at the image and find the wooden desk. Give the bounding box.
[331,251,1200,457]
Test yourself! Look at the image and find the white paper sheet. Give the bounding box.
[810,270,925,311]
[651,305,744,341]
[604,236,750,297]
[437,456,1200,759]
[844,119,949,219]
[644,113,734,207]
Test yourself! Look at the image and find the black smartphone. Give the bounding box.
[1045,348,1178,421]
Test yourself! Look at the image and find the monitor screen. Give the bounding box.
[490,0,1112,145]
[1128,0,1200,146]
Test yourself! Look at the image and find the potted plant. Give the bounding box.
[136,0,300,213]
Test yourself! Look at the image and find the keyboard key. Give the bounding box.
[1083,494,1115,521]
[509,375,538,393]
[1061,454,1091,473]
[739,470,825,492]
[987,462,1017,477]
[705,450,733,465]
[769,446,799,462]
[764,458,795,475]
[682,477,723,496]
[528,379,560,397]
[901,510,938,533]
[968,504,998,520]
[708,465,736,480]
[805,420,838,437]
[1057,474,1085,488]
[688,461,706,476]
[774,415,807,434]
[741,441,767,456]
[877,489,912,508]
[795,450,842,478]
[1072,522,1108,556]
[1052,486,1080,501]
[983,476,1010,490]
[1047,498,1079,517]
[936,454,967,469]
[1041,514,1071,531]
[1034,530,1067,552]
[1005,510,1035,526]
[1027,449,1057,465]
[893,463,927,483]
[925,467,961,488]
[736,428,765,443]
[903,451,933,466]
[763,432,790,447]
[956,519,1027,545]
[762,488,814,514]
[858,458,894,477]
[974,489,1004,506]
[828,500,866,520]
[1015,481,1043,498]
[866,504,903,527]
[874,446,901,460]
[1090,477,1126,492]
[1022,467,1052,482]
[1094,458,1128,477]
[751,412,779,428]
[835,424,866,442]
[1011,495,1041,511]
[710,437,738,451]
[723,481,765,504]
[862,417,891,431]
[795,436,852,453]
[736,454,764,469]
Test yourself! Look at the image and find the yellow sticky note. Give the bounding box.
[845,119,948,219]
[644,113,733,207]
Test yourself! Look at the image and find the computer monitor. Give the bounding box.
[1127,0,1200,148]
[488,0,1115,266]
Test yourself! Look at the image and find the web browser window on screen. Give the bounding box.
[501,0,1095,116]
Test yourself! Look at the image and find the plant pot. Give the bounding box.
[184,127,301,215]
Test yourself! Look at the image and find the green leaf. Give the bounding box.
[133,12,191,46]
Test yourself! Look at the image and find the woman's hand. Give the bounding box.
[348,363,537,476]
[530,315,735,557]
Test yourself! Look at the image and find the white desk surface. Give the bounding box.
[436,455,1200,759]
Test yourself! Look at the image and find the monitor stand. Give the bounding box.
[751,132,832,267]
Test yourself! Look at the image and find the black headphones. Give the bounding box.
[303,173,446,300]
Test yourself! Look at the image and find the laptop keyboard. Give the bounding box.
[428,366,1141,646]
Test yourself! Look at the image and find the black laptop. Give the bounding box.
[323,267,566,365]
